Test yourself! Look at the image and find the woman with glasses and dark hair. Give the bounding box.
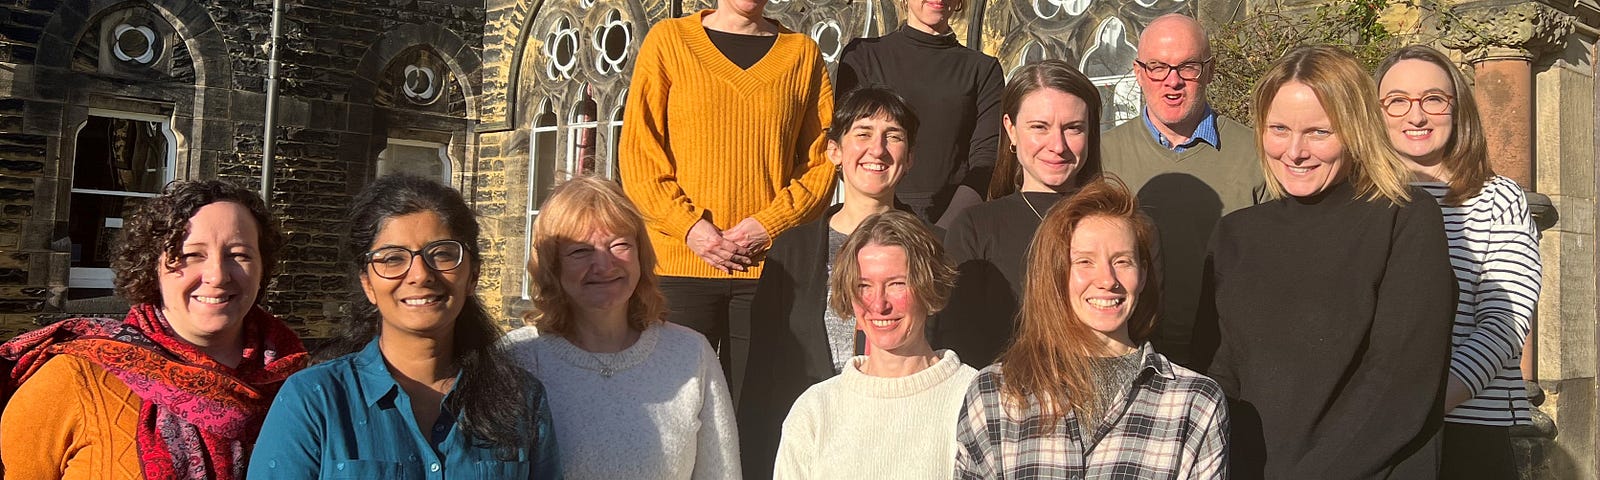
[1376,45,1542,480]
[834,0,1003,227]
[1,180,307,479]
[506,176,740,479]
[939,59,1103,368]
[1195,46,1455,479]
[249,174,559,478]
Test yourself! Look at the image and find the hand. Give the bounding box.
[721,217,771,257]
[686,219,751,273]
[1444,375,1472,411]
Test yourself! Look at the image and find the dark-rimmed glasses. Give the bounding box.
[1134,58,1213,81]
[1381,93,1454,117]
[363,240,467,279]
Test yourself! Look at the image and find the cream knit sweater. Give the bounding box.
[505,322,742,480]
[773,350,977,479]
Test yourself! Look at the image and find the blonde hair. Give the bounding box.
[828,211,957,319]
[525,176,667,335]
[998,175,1159,432]
[1375,45,1494,206]
[1251,45,1412,204]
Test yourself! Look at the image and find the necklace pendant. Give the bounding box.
[600,367,613,378]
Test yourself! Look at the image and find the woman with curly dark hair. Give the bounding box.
[249,174,559,478]
[0,179,309,479]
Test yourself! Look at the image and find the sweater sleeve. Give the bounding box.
[834,40,865,103]
[693,335,744,480]
[248,373,327,479]
[1450,185,1541,397]
[960,58,1004,193]
[750,52,836,237]
[619,26,706,241]
[1300,197,1455,478]
[771,391,817,480]
[0,356,88,480]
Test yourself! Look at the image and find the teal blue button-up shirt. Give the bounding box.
[248,339,561,479]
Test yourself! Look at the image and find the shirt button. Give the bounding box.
[430,463,441,472]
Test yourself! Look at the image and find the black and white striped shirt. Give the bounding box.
[1416,177,1542,426]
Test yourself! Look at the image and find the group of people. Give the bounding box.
[0,0,1541,479]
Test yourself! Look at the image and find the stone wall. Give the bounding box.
[0,0,485,338]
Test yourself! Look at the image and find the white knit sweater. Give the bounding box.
[504,322,742,480]
[773,350,978,479]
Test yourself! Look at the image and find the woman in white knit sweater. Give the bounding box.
[773,210,977,479]
[506,176,741,479]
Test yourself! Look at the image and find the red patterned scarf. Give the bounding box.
[0,304,308,479]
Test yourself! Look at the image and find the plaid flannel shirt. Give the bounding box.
[953,343,1228,479]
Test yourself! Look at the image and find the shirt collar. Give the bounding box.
[1141,106,1221,152]
[1135,341,1177,381]
[354,338,399,407]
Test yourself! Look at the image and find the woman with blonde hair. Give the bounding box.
[954,177,1227,478]
[1195,45,1456,479]
[772,210,976,479]
[506,176,741,479]
[1377,44,1542,480]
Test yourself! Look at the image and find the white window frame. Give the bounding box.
[69,109,178,289]
[523,100,559,299]
[566,98,599,180]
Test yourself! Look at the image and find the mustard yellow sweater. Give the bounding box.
[0,355,142,479]
[620,10,835,279]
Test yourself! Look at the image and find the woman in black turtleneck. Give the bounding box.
[835,0,1003,228]
[1194,46,1455,479]
[938,60,1102,368]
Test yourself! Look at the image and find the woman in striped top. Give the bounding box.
[1376,45,1543,479]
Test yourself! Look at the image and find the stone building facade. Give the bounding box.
[1,0,1597,476]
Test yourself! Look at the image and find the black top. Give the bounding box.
[836,26,1005,223]
[1193,181,1455,479]
[937,191,1064,368]
[737,203,937,480]
[704,28,777,70]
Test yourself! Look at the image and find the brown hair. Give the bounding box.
[1252,45,1412,204]
[828,210,956,319]
[1375,44,1493,205]
[989,59,1103,199]
[112,179,283,306]
[526,176,667,335]
[997,175,1159,431]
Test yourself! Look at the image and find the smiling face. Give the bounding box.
[851,244,931,355]
[830,113,912,202]
[1067,216,1143,351]
[1135,17,1212,133]
[1004,87,1091,192]
[1261,81,1350,197]
[1379,59,1455,168]
[158,201,263,348]
[557,228,642,320]
[360,210,475,339]
[904,0,961,33]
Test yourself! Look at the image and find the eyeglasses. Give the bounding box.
[1381,93,1454,117]
[1134,58,1212,81]
[363,240,467,279]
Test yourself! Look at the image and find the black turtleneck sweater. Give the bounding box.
[1194,181,1455,479]
[836,26,1004,223]
[936,191,1063,368]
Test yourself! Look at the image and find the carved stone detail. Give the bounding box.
[1441,2,1576,60]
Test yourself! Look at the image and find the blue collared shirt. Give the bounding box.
[1142,106,1221,152]
[249,338,561,479]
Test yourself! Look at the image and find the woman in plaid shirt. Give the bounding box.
[952,177,1228,479]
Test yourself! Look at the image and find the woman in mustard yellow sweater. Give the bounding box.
[619,0,835,404]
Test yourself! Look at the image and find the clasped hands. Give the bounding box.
[687,218,769,273]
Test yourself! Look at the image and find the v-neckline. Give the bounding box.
[682,10,794,95]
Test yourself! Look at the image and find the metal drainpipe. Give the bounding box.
[260,0,283,203]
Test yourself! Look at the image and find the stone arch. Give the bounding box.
[351,22,483,120]
[35,0,231,89]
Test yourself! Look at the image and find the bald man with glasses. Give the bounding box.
[1102,13,1262,370]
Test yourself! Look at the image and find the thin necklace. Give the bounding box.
[589,350,618,378]
[1021,192,1045,220]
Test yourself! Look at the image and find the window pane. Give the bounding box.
[72,116,168,193]
[376,142,447,181]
